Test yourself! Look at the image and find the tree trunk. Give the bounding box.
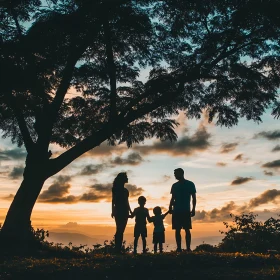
[0,160,47,252]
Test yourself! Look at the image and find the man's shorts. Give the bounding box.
[172,211,192,230]
[134,225,147,238]
[153,231,165,244]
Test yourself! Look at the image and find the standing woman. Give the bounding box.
[111,172,132,253]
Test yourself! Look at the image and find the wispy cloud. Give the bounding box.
[255,130,280,140]
[134,126,211,156]
[231,176,254,185]
[264,170,274,176]
[272,145,280,152]
[262,160,280,169]
[110,152,144,166]
[234,154,243,161]
[220,143,238,153]
[216,162,227,167]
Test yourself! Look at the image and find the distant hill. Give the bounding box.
[47,232,100,247]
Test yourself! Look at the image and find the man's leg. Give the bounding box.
[159,243,163,253]
[154,243,158,253]
[185,229,191,251]
[175,229,182,252]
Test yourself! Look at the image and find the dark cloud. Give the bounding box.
[272,145,280,152]
[231,176,254,185]
[262,160,280,169]
[85,143,127,158]
[80,183,144,202]
[9,166,24,179]
[264,170,274,176]
[216,162,227,167]
[79,164,106,176]
[220,143,238,153]
[256,130,280,140]
[38,176,77,204]
[134,126,211,156]
[249,189,280,208]
[234,154,243,161]
[110,153,144,166]
[187,189,280,223]
[0,148,27,161]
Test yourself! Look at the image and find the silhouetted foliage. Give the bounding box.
[1,0,280,246]
[194,243,219,253]
[219,213,280,253]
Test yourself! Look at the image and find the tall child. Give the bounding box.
[150,206,169,253]
[130,196,151,254]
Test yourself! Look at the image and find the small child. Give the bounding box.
[130,196,151,254]
[150,206,169,253]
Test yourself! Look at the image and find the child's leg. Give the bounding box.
[159,242,163,253]
[154,242,158,253]
[141,236,146,253]
[134,236,139,253]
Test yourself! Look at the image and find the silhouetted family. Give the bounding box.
[111,168,197,254]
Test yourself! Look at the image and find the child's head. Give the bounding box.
[138,196,146,206]
[153,206,162,216]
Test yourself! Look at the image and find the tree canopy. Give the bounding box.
[1,0,280,247]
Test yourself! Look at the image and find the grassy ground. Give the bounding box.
[1,252,280,280]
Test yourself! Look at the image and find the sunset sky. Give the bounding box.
[0,105,279,247]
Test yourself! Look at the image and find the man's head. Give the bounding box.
[138,196,146,206]
[174,168,184,180]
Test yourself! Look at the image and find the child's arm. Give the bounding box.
[162,210,169,219]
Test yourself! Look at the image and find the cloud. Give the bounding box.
[231,176,254,185]
[249,189,280,208]
[220,143,238,153]
[272,145,280,152]
[192,189,280,222]
[216,162,227,167]
[0,148,27,161]
[256,130,280,140]
[80,183,144,202]
[9,166,24,179]
[84,143,127,158]
[79,164,106,176]
[134,126,211,156]
[3,194,14,200]
[38,176,77,204]
[234,154,243,161]
[110,153,144,166]
[262,160,280,169]
[264,170,274,176]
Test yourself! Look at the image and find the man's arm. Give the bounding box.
[129,209,135,218]
[191,193,196,217]
[169,194,175,213]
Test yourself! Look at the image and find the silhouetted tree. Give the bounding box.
[219,213,280,253]
[0,0,280,248]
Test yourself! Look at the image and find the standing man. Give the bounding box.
[169,168,196,252]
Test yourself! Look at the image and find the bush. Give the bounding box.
[219,213,280,253]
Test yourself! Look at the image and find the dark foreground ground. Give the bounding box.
[1,252,280,280]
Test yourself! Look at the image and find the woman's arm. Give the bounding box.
[111,194,116,218]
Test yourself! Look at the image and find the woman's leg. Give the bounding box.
[115,217,128,252]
